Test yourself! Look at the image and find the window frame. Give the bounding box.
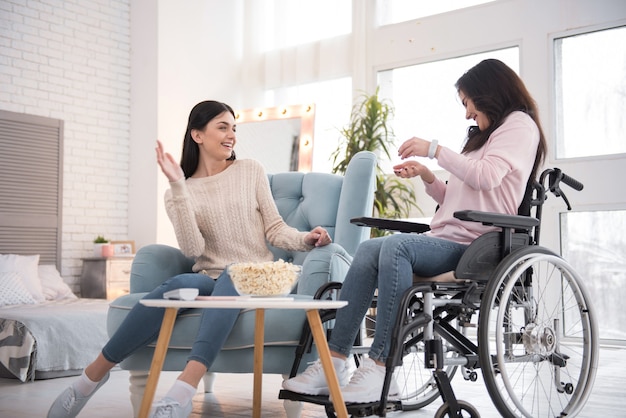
[549,21,626,163]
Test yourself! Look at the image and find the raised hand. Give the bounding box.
[156,140,184,182]
[397,136,430,160]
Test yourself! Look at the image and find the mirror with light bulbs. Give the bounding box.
[234,104,314,173]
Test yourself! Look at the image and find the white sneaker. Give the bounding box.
[340,357,400,403]
[282,358,352,395]
[149,397,192,418]
[47,372,110,418]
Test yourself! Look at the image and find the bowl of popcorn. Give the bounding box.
[228,260,301,297]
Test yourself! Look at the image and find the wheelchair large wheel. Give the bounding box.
[478,246,598,417]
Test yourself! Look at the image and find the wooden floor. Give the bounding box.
[1,345,623,417]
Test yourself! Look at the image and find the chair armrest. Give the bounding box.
[296,243,352,296]
[454,210,539,230]
[130,244,195,293]
[350,217,431,234]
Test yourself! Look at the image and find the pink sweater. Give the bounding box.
[425,111,540,245]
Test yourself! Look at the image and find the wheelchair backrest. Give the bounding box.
[453,167,583,282]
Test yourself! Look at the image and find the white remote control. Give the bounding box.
[163,288,199,301]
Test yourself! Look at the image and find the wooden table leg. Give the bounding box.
[306,310,348,418]
[138,307,178,418]
[252,308,265,418]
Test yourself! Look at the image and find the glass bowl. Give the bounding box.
[228,260,301,297]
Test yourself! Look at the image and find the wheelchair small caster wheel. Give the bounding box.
[469,371,478,382]
[434,399,480,418]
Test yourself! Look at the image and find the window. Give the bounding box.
[259,0,351,52]
[376,0,496,26]
[554,26,626,159]
[377,48,518,172]
[561,210,626,341]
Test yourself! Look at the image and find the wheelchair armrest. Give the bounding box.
[350,217,431,234]
[454,210,539,230]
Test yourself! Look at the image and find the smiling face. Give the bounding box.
[192,111,237,160]
[459,90,490,131]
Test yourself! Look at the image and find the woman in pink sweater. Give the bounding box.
[283,58,548,402]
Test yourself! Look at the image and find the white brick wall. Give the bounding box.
[0,0,131,290]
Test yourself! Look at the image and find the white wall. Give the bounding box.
[0,0,132,288]
[153,0,244,246]
[128,0,157,257]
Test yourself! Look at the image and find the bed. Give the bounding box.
[0,254,110,382]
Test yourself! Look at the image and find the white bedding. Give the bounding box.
[0,298,110,381]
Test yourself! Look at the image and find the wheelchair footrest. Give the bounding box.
[278,390,403,416]
[279,389,330,406]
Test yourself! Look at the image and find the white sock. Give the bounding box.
[164,380,196,406]
[72,370,101,397]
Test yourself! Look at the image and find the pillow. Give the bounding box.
[0,254,45,302]
[0,271,37,307]
[38,264,77,300]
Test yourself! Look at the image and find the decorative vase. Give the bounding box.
[101,244,115,257]
[93,243,109,257]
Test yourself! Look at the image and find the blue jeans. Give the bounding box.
[327,233,468,362]
[102,269,240,369]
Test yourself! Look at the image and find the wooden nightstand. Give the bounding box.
[81,256,134,299]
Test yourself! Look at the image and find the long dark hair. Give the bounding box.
[180,100,236,178]
[455,59,547,180]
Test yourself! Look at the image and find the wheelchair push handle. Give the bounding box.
[545,167,584,192]
[541,168,584,211]
[560,172,584,191]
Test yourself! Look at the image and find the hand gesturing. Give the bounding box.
[156,140,184,182]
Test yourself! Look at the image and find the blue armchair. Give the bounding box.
[106,151,377,416]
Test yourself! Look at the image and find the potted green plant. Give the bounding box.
[330,88,419,237]
[93,235,111,257]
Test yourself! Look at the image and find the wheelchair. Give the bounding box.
[280,167,598,418]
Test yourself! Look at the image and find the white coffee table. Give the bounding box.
[138,297,349,418]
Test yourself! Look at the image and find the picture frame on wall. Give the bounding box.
[111,240,135,256]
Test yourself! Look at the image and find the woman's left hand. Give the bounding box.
[305,226,332,247]
[393,160,436,183]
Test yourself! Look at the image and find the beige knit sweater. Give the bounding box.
[164,159,312,278]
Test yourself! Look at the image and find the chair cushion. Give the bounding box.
[268,172,342,231]
[267,172,343,263]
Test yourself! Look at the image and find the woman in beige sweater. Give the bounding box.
[48,100,332,418]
